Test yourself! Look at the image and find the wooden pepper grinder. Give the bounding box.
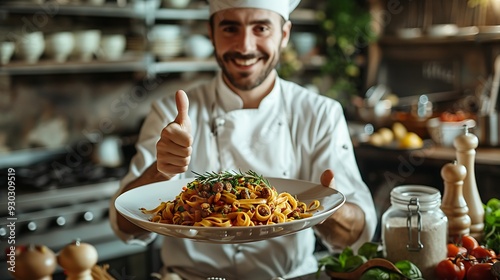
[454,125,485,241]
[440,161,471,243]
[57,239,98,280]
[9,244,57,280]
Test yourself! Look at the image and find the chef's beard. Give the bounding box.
[215,50,280,91]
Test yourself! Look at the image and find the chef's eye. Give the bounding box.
[222,26,238,34]
[254,25,270,34]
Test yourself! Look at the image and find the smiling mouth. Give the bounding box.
[233,57,259,66]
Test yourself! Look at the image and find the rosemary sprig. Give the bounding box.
[191,170,271,188]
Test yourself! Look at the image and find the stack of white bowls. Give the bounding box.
[15,31,45,64]
[149,25,183,60]
[72,29,101,61]
[45,31,75,63]
[0,41,15,65]
[98,34,126,60]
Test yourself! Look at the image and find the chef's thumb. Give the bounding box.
[174,90,190,129]
[321,169,336,189]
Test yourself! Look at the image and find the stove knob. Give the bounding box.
[82,211,94,222]
[27,221,37,232]
[56,216,66,227]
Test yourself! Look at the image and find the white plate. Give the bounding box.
[115,177,345,243]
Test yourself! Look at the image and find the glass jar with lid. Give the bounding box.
[382,185,448,279]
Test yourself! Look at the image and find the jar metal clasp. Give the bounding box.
[406,197,424,251]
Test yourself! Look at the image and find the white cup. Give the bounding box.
[184,35,213,58]
[98,34,126,60]
[72,29,101,61]
[16,31,45,63]
[0,41,15,65]
[45,32,75,62]
[291,32,316,56]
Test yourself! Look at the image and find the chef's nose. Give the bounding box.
[234,29,256,53]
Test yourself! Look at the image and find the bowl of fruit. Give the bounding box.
[427,111,476,147]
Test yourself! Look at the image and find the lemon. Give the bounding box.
[378,127,394,145]
[368,133,384,147]
[399,132,423,149]
[392,122,407,140]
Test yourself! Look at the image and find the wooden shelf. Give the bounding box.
[0,1,146,18]
[1,52,151,75]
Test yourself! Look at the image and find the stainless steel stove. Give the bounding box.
[0,147,159,279]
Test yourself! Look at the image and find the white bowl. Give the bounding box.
[149,25,181,41]
[45,32,75,62]
[291,32,316,56]
[98,34,126,60]
[427,117,476,147]
[72,29,101,61]
[184,35,213,58]
[16,32,45,63]
[163,0,190,8]
[0,41,15,65]
[396,28,422,39]
[115,177,345,243]
[427,24,459,37]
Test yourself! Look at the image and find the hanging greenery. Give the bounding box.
[318,0,378,102]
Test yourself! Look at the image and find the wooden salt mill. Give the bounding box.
[9,244,57,280]
[57,239,98,280]
[440,161,471,243]
[454,125,485,241]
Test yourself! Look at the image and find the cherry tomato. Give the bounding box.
[466,262,496,280]
[461,235,479,253]
[462,255,478,275]
[448,243,468,258]
[435,258,465,280]
[470,246,496,261]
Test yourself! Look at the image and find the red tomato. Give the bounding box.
[454,111,466,121]
[461,235,479,253]
[435,258,465,280]
[462,255,478,275]
[466,262,495,280]
[470,246,496,261]
[448,243,468,258]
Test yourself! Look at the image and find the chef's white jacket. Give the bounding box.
[110,70,377,280]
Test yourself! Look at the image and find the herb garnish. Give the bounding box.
[191,170,271,188]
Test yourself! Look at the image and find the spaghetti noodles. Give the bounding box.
[141,170,321,227]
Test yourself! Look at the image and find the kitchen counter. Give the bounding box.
[353,142,500,241]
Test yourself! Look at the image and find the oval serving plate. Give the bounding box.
[115,177,345,243]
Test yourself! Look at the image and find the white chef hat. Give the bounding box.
[208,0,301,20]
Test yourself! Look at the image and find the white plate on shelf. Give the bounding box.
[115,177,345,243]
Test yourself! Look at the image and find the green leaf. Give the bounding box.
[358,242,380,260]
[344,255,367,272]
[360,268,390,280]
[395,260,422,279]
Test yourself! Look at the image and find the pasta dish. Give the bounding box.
[141,170,321,227]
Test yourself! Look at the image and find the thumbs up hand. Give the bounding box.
[156,90,193,177]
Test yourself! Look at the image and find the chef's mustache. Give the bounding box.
[223,52,268,61]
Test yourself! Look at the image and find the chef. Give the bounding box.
[110,0,377,279]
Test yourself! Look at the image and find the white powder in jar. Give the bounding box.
[383,216,447,279]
